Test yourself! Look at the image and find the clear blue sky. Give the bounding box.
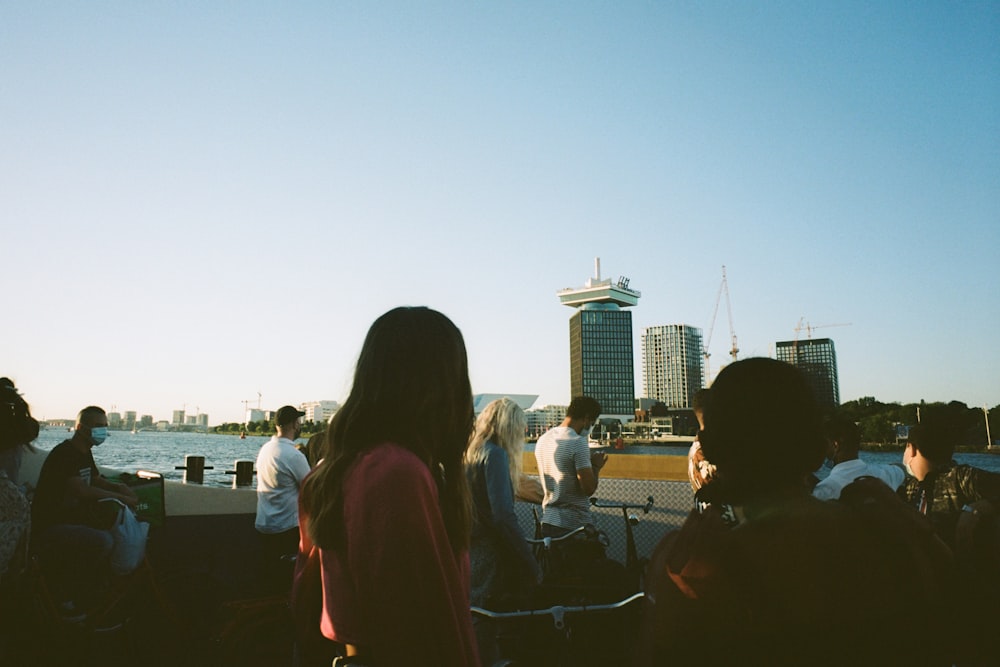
[3,2,998,424]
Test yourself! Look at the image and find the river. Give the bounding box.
[33,428,1000,488]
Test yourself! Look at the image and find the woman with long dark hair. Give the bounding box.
[294,307,479,666]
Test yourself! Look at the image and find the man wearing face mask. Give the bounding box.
[534,396,605,538]
[255,405,310,589]
[31,405,138,614]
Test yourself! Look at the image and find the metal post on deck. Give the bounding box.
[175,455,214,484]
[225,460,255,488]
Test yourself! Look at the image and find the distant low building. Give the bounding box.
[526,404,567,439]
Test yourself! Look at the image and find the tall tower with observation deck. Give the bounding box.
[557,258,641,418]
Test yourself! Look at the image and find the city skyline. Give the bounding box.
[4,3,997,424]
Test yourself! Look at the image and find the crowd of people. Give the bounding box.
[2,307,999,666]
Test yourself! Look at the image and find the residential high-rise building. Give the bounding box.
[557,258,640,418]
[642,324,705,408]
[172,409,185,426]
[775,337,840,408]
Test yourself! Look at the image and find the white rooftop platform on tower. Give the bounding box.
[557,257,641,308]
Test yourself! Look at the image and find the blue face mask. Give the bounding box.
[90,426,108,445]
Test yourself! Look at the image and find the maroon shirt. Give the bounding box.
[296,442,479,667]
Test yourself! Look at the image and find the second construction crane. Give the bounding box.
[704,265,738,381]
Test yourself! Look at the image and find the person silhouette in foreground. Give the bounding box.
[293,307,479,667]
[636,358,952,667]
[899,420,1000,663]
[0,378,37,580]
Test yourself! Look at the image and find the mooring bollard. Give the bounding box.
[175,455,214,485]
[225,459,255,488]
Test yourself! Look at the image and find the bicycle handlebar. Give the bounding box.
[590,495,654,514]
[525,525,589,549]
[471,592,645,630]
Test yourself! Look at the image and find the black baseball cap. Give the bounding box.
[275,405,306,426]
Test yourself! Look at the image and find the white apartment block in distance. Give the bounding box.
[641,324,705,409]
[300,400,340,424]
[526,404,567,439]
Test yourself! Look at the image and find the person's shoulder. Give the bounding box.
[256,436,279,455]
[358,443,430,483]
[553,426,584,444]
[483,440,508,461]
[50,439,73,453]
[42,440,77,464]
[811,477,839,501]
[868,461,905,485]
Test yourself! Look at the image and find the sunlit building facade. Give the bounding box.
[641,324,705,408]
[775,337,840,408]
[300,400,340,424]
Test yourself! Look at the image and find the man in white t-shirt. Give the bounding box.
[812,416,904,501]
[255,405,310,572]
[534,396,605,536]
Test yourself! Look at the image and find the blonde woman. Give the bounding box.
[465,398,542,660]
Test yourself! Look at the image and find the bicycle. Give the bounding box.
[471,592,645,667]
[589,494,654,591]
[526,495,654,606]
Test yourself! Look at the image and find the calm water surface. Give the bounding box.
[34,429,1000,488]
[34,428,270,487]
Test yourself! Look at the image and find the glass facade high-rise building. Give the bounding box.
[558,259,640,417]
[641,324,705,408]
[775,337,840,408]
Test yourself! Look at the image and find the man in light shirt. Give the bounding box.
[255,405,310,577]
[812,416,904,501]
[534,396,605,537]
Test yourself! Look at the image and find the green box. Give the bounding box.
[107,470,166,527]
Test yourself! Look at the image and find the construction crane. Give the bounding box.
[792,318,852,358]
[704,265,739,381]
[794,318,852,340]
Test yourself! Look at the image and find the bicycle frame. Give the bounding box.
[590,495,654,587]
